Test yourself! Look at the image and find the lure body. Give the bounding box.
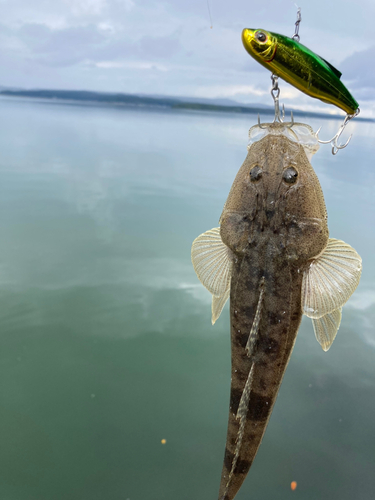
[191,122,362,500]
[242,29,358,115]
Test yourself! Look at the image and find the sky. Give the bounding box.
[0,0,375,116]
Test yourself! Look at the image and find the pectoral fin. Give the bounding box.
[212,289,230,325]
[302,238,361,350]
[312,307,342,351]
[191,227,233,324]
[302,238,362,318]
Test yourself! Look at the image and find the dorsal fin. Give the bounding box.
[321,57,342,79]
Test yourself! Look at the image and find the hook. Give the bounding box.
[257,75,295,128]
[318,109,360,155]
[314,126,322,138]
[257,114,268,129]
[271,74,284,123]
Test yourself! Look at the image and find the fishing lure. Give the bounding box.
[191,120,362,500]
[242,28,358,115]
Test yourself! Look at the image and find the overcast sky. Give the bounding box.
[1,0,374,116]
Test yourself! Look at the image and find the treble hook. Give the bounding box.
[271,74,284,123]
[257,114,267,129]
[318,109,360,155]
[256,75,283,128]
[257,75,296,129]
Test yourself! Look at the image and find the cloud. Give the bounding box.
[194,84,268,99]
[9,20,183,69]
[17,23,108,66]
[138,34,182,59]
[340,46,375,96]
[95,60,168,71]
[0,0,373,110]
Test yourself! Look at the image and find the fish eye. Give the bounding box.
[250,165,262,182]
[283,167,298,184]
[255,31,268,43]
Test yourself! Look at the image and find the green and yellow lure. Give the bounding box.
[242,28,358,115]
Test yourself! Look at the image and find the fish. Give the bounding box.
[191,121,362,500]
[242,28,359,115]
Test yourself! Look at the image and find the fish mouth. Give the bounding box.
[242,28,255,49]
[242,28,277,62]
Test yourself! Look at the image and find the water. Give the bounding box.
[0,97,374,500]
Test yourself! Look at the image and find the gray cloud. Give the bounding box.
[138,34,182,59]
[0,0,374,115]
[11,21,182,68]
[340,46,375,90]
[18,23,108,66]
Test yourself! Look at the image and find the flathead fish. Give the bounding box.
[191,121,362,500]
[242,28,359,115]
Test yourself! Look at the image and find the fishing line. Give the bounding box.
[206,0,213,28]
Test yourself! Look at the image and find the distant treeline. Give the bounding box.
[0,88,363,121]
[0,89,180,106]
[0,88,276,115]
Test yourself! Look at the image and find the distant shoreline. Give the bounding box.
[0,88,372,122]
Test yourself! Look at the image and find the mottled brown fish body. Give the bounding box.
[218,132,329,500]
[218,252,303,500]
[191,124,362,500]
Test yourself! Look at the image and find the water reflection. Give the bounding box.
[0,97,374,500]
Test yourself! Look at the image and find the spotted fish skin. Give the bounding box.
[191,122,362,500]
[218,130,328,500]
[218,247,304,499]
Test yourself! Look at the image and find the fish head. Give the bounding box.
[220,123,329,262]
[242,28,277,63]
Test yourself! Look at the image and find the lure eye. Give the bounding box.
[283,167,298,184]
[250,165,262,182]
[255,31,268,43]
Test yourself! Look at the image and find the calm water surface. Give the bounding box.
[0,97,374,500]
